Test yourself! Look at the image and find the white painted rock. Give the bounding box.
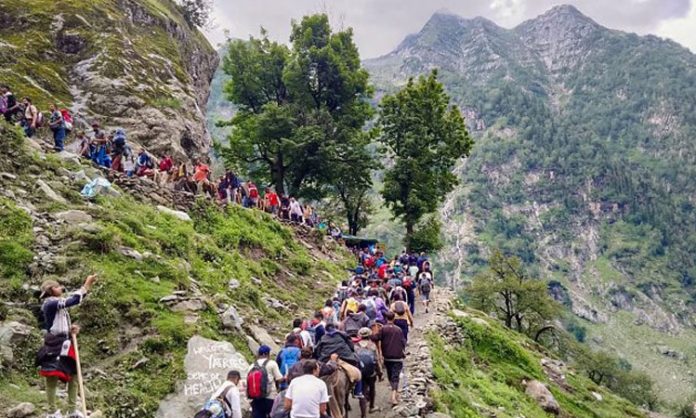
[156,336,250,418]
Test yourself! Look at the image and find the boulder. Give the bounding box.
[56,151,81,165]
[171,299,206,313]
[157,205,192,222]
[117,246,143,261]
[248,325,280,354]
[524,380,560,415]
[7,402,35,418]
[54,209,93,224]
[0,321,33,364]
[156,336,250,418]
[221,306,243,331]
[36,179,67,204]
[228,279,240,290]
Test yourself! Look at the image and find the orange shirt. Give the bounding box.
[193,164,209,182]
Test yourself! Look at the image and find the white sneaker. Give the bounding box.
[47,412,63,418]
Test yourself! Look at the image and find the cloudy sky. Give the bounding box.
[204,0,695,58]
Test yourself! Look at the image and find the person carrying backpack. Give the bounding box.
[195,370,243,418]
[22,97,41,138]
[376,312,406,407]
[355,327,383,416]
[390,293,414,341]
[276,335,302,390]
[48,103,65,151]
[37,274,97,418]
[341,305,370,337]
[248,345,283,418]
[61,108,73,133]
[418,271,434,313]
[1,85,20,122]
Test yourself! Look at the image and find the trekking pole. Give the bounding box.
[71,332,89,417]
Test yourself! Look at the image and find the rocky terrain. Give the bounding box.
[364,4,696,404]
[0,0,218,159]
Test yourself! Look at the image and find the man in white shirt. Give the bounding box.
[208,370,243,418]
[284,360,329,418]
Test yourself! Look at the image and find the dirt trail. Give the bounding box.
[348,288,455,418]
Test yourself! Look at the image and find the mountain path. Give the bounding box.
[348,287,455,418]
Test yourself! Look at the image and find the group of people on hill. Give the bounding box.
[2,85,74,151]
[34,242,433,418]
[198,249,435,418]
[2,85,336,233]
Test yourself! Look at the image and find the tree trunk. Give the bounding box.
[405,221,414,251]
[271,158,285,195]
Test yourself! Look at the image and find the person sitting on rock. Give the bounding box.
[37,274,97,418]
[110,129,128,172]
[1,84,20,122]
[156,154,173,185]
[75,131,91,159]
[135,148,154,177]
[192,159,211,194]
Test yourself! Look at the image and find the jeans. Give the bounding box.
[53,127,66,151]
[395,318,409,341]
[251,398,274,418]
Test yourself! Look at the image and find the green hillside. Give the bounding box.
[430,307,647,418]
[0,123,352,416]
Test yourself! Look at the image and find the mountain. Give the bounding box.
[366,4,696,405]
[0,0,218,159]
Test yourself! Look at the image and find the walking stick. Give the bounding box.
[71,332,89,417]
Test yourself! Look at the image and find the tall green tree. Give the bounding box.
[377,70,473,246]
[220,14,375,213]
[283,14,374,197]
[220,33,294,194]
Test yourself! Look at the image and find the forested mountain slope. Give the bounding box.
[365,4,696,404]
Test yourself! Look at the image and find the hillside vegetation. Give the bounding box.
[364,4,696,404]
[430,307,647,418]
[0,123,352,416]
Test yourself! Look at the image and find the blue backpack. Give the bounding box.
[279,346,301,376]
[194,385,233,418]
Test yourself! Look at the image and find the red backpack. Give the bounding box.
[60,108,73,124]
[249,184,259,199]
[246,359,270,399]
[403,278,413,289]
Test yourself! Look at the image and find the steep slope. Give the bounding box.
[0,0,218,158]
[365,4,696,405]
[0,124,352,416]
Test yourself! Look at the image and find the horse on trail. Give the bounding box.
[323,367,352,418]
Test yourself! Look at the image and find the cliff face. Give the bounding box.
[0,0,218,159]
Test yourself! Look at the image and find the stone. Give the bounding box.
[159,295,180,304]
[246,335,260,355]
[117,246,143,261]
[0,172,17,180]
[157,205,192,222]
[0,321,33,364]
[221,305,244,331]
[171,299,206,313]
[156,336,250,418]
[56,150,81,165]
[36,179,67,204]
[591,391,603,401]
[524,380,560,414]
[132,357,149,369]
[7,402,35,418]
[228,279,240,290]
[71,170,90,184]
[248,325,280,353]
[54,209,93,224]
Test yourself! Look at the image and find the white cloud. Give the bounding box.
[203,0,695,56]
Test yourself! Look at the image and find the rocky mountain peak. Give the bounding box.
[514,4,603,72]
